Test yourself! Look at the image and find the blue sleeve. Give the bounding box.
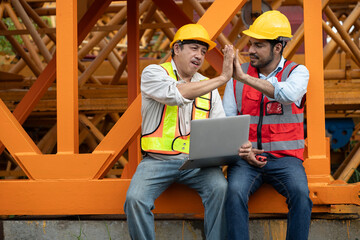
[269,65,309,106]
[222,79,238,116]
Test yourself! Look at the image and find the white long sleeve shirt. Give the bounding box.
[141,60,225,160]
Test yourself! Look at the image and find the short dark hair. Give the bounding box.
[171,41,183,58]
[267,39,287,55]
[171,40,209,58]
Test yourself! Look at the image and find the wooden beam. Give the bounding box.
[79,114,105,142]
[78,0,152,86]
[4,3,44,69]
[19,0,56,43]
[77,1,128,59]
[324,5,360,65]
[12,0,52,62]
[323,2,360,67]
[0,21,41,76]
[334,142,360,181]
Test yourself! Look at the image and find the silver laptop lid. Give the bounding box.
[188,115,250,160]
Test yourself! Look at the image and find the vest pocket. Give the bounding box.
[243,92,261,115]
[268,124,302,151]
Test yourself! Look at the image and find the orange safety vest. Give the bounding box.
[141,62,212,155]
[233,61,306,160]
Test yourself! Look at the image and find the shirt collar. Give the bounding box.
[171,59,182,81]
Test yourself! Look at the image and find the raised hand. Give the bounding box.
[233,49,247,82]
[220,45,235,82]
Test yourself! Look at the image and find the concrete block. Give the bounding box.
[2,218,360,240]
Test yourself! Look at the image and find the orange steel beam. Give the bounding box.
[0,180,358,215]
[303,0,329,180]
[15,153,113,180]
[122,0,141,179]
[92,96,142,179]
[197,0,246,39]
[0,102,42,156]
[56,0,79,153]
[197,0,246,72]
[77,0,113,44]
[0,0,112,156]
[152,0,190,27]
[0,100,41,179]
[153,0,246,73]
[252,0,262,17]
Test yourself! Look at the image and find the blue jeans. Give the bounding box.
[226,154,313,240]
[124,156,228,240]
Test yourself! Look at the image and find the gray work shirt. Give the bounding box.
[141,60,225,160]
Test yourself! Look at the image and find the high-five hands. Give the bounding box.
[233,49,247,83]
[220,45,235,83]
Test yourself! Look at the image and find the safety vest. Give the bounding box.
[141,62,212,155]
[233,60,306,160]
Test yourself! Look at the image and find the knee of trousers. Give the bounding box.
[124,190,153,213]
[289,184,311,199]
[227,181,249,198]
[288,189,313,209]
[212,179,228,196]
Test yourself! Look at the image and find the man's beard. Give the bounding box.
[249,50,274,69]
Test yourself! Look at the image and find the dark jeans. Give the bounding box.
[226,154,313,240]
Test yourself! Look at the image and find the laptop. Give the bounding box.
[179,115,250,170]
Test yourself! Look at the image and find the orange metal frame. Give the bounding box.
[0,0,359,216]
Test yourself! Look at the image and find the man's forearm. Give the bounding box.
[177,75,227,100]
[239,74,275,99]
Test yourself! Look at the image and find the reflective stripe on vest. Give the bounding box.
[233,61,305,160]
[140,62,212,155]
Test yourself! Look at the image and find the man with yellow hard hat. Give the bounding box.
[124,23,250,240]
[223,10,312,239]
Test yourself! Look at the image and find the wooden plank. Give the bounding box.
[0,87,128,100]
[2,98,128,113]
[0,71,24,82]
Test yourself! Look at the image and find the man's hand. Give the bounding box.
[233,49,247,83]
[220,45,235,83]
[232,49,275,98]
[238,142,266,168]
[238,141,252,158]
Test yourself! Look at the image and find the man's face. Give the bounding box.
[248,38,274,69]
[173,43,207,78]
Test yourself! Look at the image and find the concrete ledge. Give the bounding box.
[1,218,360,240]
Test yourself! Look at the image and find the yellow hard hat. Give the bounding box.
[242,10,292,40]
[170,23,217,50]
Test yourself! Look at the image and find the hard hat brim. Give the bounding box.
[242,29,277,40]
[194,37,217,50]
[170,37,217,51]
